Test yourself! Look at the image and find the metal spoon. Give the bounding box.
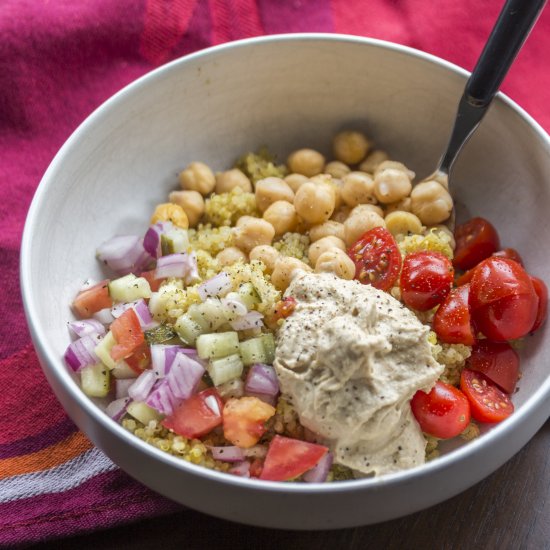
[423,0,547,229]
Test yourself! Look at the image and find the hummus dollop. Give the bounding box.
[274,272,444,476]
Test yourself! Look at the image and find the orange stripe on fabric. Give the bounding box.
[0,432,93,480]
[209,0,263,45]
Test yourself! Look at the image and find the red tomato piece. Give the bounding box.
[259,436,328,482]
[110,309,144,361]
[400,251,454,311]
[249,458,264,478]
[223,397,276,448]
[348,227,401,291]
[530,276,548,333]
[140,269,163,292]
[453,217,500,271]
[492,248,524,266]
[72,280,113,319]
[433,284,475,345]
[273,297,297,321]
[410,381,470,439]
[460,369,514,423]
[455,268,474,287]
[124,341,151,373]
[469,257,538,341]
[468,340,519,394]
[163,388,224,439]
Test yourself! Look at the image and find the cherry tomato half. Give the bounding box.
[454,217,500,271]
[411,381,470,439]
[433,284,475,345]
[460,368,514,423]
[400,251,454,311]
[110,308,145,362]
[348,227,401,291]
[469,340,519,394]
[493,248,524,266]
[530,276,548,333]
[469,257,538,341]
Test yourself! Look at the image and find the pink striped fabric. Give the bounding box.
[1,0,549,545]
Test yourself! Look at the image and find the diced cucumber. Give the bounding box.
[112,361,139,379]
[80,363,110,397]
[237,282,261,310]
[208,354,244,386]
[94,331,117,370]
[240,336,269,366]
[109,274,151,302]
[261,333,275,364]
[161,228,189,255]
[174,314,203,345]
[196,331,239,359]
[126,401,162,424]
[186,303,211,331]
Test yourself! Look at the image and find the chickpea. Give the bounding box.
[178,161,216,196]
[341,171,376,207]
[350,203,384,219]
[233,218,275,253]
[309,220,346,242]
[344,210,385,246]
[287,148,325,177]
[294,181,335,224]
[308,235,346,265]
[271,256,312,291]
[385,197,412,215]
[315,249,355,280]
[151,203,189,229]
[249,245,280,273]
[410,181,453,225]
[310,175,343,211]
[215,169,252,194]
[374,160,415,180]
[359,150,389,173]
[168,190,205,227]
[263,200,299,236]
[333,130,371,165]
[331,206,352,223]
[384,211,423,237]
[255,177,295,212]
[217,246,248,266]
[236,215,257,227]
[325,161,351,179]
[284,173,309,193]
[373,169,412,204]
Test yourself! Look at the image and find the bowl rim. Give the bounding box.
[20,32,550,495]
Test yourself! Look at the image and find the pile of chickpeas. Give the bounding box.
[151,130,454,293]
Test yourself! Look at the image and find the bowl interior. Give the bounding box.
[23,35,550,474]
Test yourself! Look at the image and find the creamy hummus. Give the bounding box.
[274,272,444,477]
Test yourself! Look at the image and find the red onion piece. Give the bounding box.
[111,299,157,330]
[245,364,279,396]
[229,460,251,477]
[166,353,205,400]
[303,452,333,483]
[222,294,248,318]
[68,319,106,338]
[211,446,245,462]
[146,380,178,416]
[115,378,134,399]
[151,345,180,377]
[143,221,173,258]
[93,308,115,325]
[64,334,101,371]
[128,369,157,401]
[230,311,264,331]
[106,397,131,422]
[155,252,199,284]
[97,235,153,276]
[197,272,232,301]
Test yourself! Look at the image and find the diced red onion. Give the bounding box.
[106,397,131,422]
[115,378,135,399]
[303,452,333,483]
[210,446,245,462]
[68,319,106,338]
[64,334,101,371]
[222,294,248,318]
[151,345,180,377]
[154,252,199,283]
[230,311,264,331]
[128,369,157,401]
[229,460,251,477]
[146,380,178,416]
[197,272,232,301]
[143,221,173,258]
[165,353,205,400]
[97,235,153,276]
[245,364,279,396]
[93,308,115,325]
[112,361,139,379]
[111,299,157,330]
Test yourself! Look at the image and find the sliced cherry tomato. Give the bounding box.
[223,397,276,448]
[468,340,519,394]
[140,269,163,292]
[124,341,151,373]
[530,276,548,333]
[410,381,470,439]
[72,280,113,319]
[259,435,328,482]
[273,297,297,321]
[433,284,475,345]
[469,257,538,341]
[348,227,401,291]
[163,388,224,438]
[400,251,454,311]
[460,368,514,423]
[110,309,144,361]
[493,248,524,266]
[454,217,500,271]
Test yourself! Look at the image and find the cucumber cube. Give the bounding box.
[239,336,268,366]
[208,354,244,386]
[80,363,110,397]
[109,274,151,302]
[94,331,117,370]
[174,314,204,346]
[126,401,163,425]
[196,331,240,359]
[261,333,275,364]
[237,282,261,310]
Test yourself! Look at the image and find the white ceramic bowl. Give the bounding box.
[21,34,550,530]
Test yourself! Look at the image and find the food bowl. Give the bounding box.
[20,34,550,530]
